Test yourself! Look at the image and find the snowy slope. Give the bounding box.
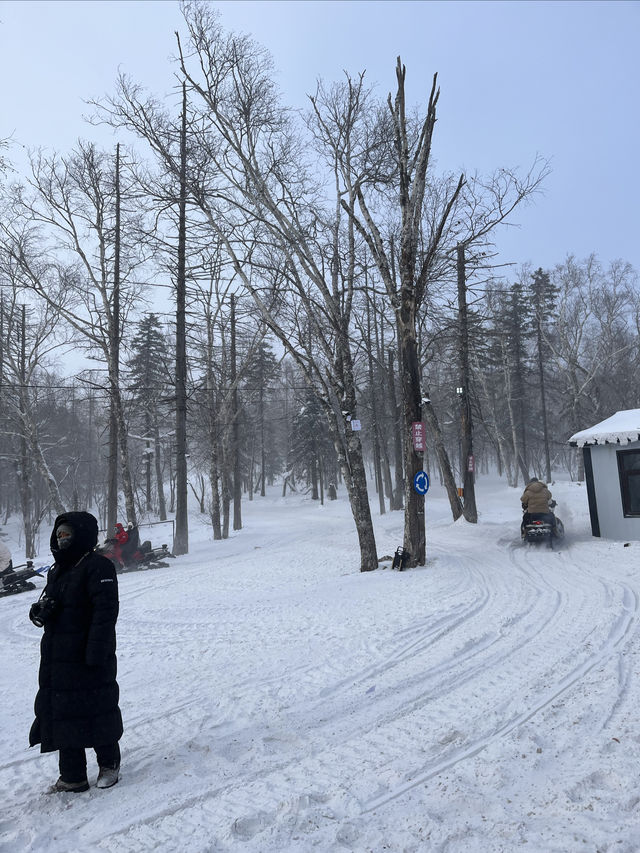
[1,477,640,852]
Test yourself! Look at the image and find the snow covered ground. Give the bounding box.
[1,475,640,852]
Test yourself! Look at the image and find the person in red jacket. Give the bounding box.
[111,523,129,568]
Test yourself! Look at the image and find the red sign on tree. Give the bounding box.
[412,421,426,452]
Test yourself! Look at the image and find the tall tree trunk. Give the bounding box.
[17,456,35,558]
[397,305,426,564]
[114,391,137,524]
[423,400,463,520]
[457,245,477,522]
[387,347,404,510]
[168,452,175,513]
[366,294,385,516]
[259,385,266,497]
[536,318,552,482]
[327,409,378,571]
[109,144,138,527]
[209,453,222,540]
[153,418,167,520]
[145,411,152,512]
[107,400,118,532]
[86,390,94,511]
[174,84,189,555]
[222,465,231,539]
[206,317,222,540]
[310,453,319,500]
[18,306,35,556]
[248,430,255,501]
[511,305,529,483]
[107,147,120,534]
[374,307,394,509]
[231,293,242,529]
[334,203,377,570]
[501,336,523,488]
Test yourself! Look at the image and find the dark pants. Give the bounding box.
[59,743,121,783]
[523,511,556,527]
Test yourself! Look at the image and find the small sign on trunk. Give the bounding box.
[412,421,426,451]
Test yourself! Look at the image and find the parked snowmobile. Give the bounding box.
[521,500,565,549]
[0,561,50,597]
[97,522,174,573]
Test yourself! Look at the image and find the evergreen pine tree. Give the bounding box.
[127,313,171,519]
[289,389,335,501]
[503,283,534,483]
[530,268,559,481]
[242,338,281,496]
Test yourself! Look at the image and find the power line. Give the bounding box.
[0,380,319,393]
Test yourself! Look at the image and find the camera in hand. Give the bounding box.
[29,594,59,627]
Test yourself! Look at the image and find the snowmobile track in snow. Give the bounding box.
[3,494,640,853]
[86,536,640,852]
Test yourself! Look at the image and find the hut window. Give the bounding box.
[617,450,640,516]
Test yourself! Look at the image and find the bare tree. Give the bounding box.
[1,142,149,526]
[0,273,68,553]
[174,84,189,555]
[548,255,639,477]
[158,6,379,570]
[324,61,548,552]
[315,61,465,564]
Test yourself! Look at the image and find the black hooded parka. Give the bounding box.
[29,511,123,752]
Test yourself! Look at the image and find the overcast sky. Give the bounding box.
[1,0,638,276]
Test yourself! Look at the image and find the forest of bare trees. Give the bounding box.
[1,3,639,566]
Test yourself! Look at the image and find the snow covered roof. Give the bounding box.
[568,409,640,447]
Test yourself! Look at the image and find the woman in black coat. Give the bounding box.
[29,511,123,793]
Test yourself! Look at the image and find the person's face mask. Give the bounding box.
[56,526,74,551]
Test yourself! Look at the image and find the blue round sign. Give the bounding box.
[413,470,430,495]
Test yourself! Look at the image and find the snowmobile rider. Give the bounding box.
[28,511,123,793]
[520,477,556,532]
[111,522,129,568]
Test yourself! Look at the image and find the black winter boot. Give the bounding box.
[47,777,90,794]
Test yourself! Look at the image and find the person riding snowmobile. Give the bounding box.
[520,477,557,536]
[101,522,157,570]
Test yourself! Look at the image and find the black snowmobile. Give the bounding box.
[521,500,565,549]
[0,561,50,597]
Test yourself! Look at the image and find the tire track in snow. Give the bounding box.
[361,581,638,813]
[37,553,497,850]
[90,537,621,850]
[117,537,574,781]
[508,535,639,719]
[90,565,637,853]
[118,560,490,755]
[6,528,638,851]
